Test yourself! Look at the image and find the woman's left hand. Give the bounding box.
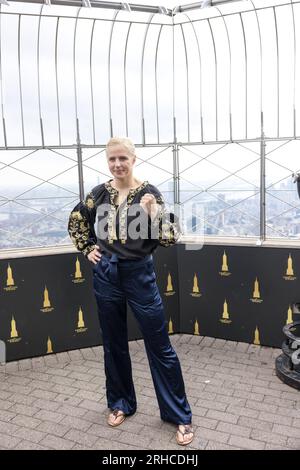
[140,193,160,220]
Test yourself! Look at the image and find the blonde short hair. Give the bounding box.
[106,137,136,157]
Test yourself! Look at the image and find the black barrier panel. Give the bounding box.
[1,243,300,361]
[0,253,101,361]
[177,243,300,348]
[0,245,179,362]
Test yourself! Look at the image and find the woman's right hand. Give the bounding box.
[87,245,102,265]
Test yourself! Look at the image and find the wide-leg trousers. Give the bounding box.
[92,253,192,425]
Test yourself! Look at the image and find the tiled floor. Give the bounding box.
[0,334,299,450]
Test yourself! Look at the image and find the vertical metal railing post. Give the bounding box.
[172,43,179,208]
[260,112,266,242]
[76,118,85,201]
[173,142,180,207]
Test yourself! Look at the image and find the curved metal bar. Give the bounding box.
[0,5,6,147]
[172,9,176,142]
[179,22,190,142]
[249,0,266,242]
[37,4,45,146]
[73,6,83,135]
[177,1,300,25]
[73,7,85,200]
[248,0,263,119]
[54,16,61,145]
[124,20,132,138]
[207,18,218,141]
[17,14,25,146]
[239,12,248,139]
[108,10,121,137]
[214,6,232,141]
[89,19,96,145]
[273,6,280,138]
[154,24,163,143]
[141,13,156,144]
[181,12,203,143]
[290,0,296,137]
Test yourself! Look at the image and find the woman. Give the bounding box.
[68,137,193,446]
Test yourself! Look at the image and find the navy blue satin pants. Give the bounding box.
[92,253,192,425]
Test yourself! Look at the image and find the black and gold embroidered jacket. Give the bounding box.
[68,179,181,260]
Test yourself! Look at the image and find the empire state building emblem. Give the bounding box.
[190,273,201,297]
[164,272,175,296]
[286,305,293,325]
[40,285,54,312]
[253,326,260,345]
[194,319,200,335]
[8,316,22,343]
[250,278,263,303]
[220,299,232,324]
[73,257,85,284]
[283,254,296,281]
[75,307,88,333]
[219,251,231,276]
[46,336,53,354]
[4,264,18,291]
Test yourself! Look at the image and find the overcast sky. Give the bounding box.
[1,0,300,191]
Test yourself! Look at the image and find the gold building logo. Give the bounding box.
[46,336,53,354]
[190,273,201,297]
[286,305,293,325]
[164,272,175,296]
[219,251,231,276]
[4,264,18,291]
[253,326,260,345]
[40,285,54,312]
[72,257,85,284]
[168,317,174,334]
[283,254,296,281]
[75,306,87,333]
[194,319,200,335]
[250,278,263,303]
[7,316,21,343]
[220,299,232,324]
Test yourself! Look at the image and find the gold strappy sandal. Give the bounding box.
[107,409,126,427]
[176,424,194,446]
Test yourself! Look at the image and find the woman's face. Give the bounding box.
[106,145,136,181]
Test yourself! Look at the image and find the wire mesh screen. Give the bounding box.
[0,0,300,251]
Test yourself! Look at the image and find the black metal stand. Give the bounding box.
[275,321,300,390]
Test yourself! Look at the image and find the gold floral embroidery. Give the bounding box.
[68,210,95,256]
[105,180,149,244]
[158,219,181,246]
[85,192,95,209]
[151,196,181,247]
[68,190,97,256]
[71,211,83,221]
[68,180,181,254]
